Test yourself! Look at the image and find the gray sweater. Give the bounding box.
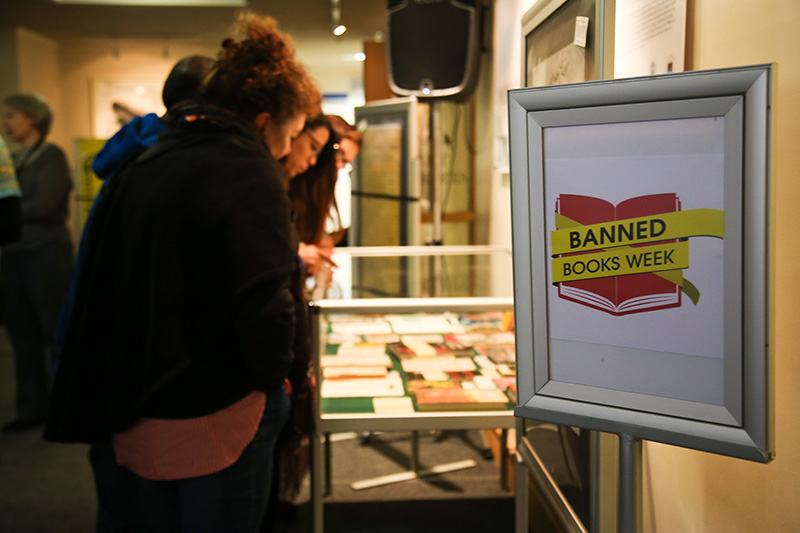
[4,142,73,253]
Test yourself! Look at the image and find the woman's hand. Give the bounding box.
[298,240,338,278]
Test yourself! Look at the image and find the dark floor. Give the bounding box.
[0,327,515,532]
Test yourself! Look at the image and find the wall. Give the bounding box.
[16,28,64,148]
[0,28,64,151]
[642,1,800,531]
[0,28,20,107]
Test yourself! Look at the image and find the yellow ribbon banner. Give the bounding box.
[551,209,724,255]
[552,241,690,283]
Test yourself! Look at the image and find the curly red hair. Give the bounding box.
[201,12,321,127]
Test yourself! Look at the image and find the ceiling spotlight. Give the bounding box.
[330,0,345,36]
[354,52,366,62]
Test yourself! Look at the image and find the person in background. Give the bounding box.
[326,114,362,246]
[1,92,73,433]
[261,115,341,532]
[0,135,21,246]
[44,11,320,532]
[328,114,362,170]
[53,55,215,348]
[283,114,340,280]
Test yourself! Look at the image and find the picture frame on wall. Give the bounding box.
[91,78,164,139]
[614,0,687,78]
[521,0,604,87]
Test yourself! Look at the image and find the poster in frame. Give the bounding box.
[92,78,164,139]
[522,0,604,88]
[508,65,774,463]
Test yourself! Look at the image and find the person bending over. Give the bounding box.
[44,12,320,532]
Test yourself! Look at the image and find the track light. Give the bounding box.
[331,0,344,36]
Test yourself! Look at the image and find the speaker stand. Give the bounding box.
[427,100,444,297]
[430,99,443,246]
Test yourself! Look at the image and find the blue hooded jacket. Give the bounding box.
[54,114,166,345]
[92,113,166,180]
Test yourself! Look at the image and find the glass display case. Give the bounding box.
[308,245,518,533]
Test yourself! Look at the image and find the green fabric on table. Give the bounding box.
[322,397,377,414]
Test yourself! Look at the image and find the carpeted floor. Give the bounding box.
[0,327,515,532]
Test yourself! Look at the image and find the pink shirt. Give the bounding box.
[112,391,266,480]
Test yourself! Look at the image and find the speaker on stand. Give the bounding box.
[386,0,484,259]
[386,0,483,101]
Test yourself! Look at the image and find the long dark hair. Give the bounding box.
[288,115,339,244]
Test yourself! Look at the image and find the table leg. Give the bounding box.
[515,453,529,533]
[311,429,325,533]
[410,431,419,472]
[500,428,509,491]
[324,432,332,496]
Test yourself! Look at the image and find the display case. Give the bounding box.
[308,245,518,533]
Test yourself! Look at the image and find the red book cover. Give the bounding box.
[555,193,682,316]
[414,388,510,411]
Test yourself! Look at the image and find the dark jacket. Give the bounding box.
[45,105,305,443]
[0,196,20,245]
[55,113,167,346]
[4,142,72,253]
[91,113,166,181]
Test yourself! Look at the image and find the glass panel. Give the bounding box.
[325,247,514,300]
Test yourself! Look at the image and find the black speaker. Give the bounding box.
[386,0,482,101]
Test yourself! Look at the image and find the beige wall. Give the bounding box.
[16,28,65,150]
[0,28,64,151]
[642,1,800,531]
[0,28,20,106]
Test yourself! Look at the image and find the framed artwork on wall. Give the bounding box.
[91,78,164,139]
[614,0,687,78]
[522,0,604,88]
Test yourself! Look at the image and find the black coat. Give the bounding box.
[45,106,307,443]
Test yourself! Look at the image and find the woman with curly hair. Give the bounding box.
[44,12,320,531]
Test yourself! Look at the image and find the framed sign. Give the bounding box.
[509,65,773,462]
[522,0,604,87]
[350,97,421,296]
[92,78,164,139]
[614,0,687,78]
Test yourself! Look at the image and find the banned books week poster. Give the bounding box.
[544,116,726,362]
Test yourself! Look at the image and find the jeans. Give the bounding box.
[91,387,291,533]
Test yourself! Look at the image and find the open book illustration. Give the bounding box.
[554,193,683,316]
